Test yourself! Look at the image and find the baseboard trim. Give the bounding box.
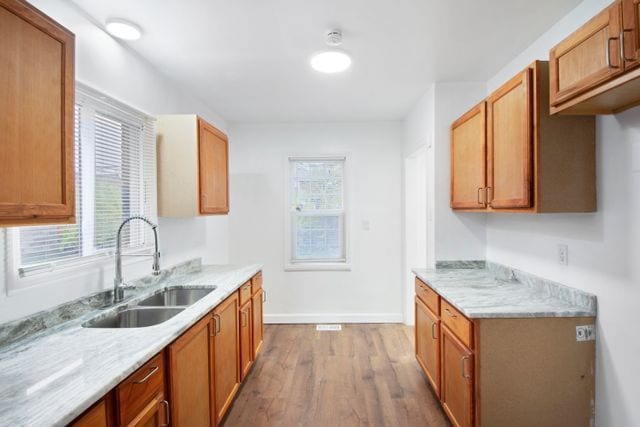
[264,313,404,324]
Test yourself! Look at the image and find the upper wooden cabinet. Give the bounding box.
[0,0,75,226]
[156,115,229,217]
[451,61,596,213]
[450,102,486,209]
[487,69,533,209]
[550,0,640,114]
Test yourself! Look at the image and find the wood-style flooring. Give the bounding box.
[222,324,450,426]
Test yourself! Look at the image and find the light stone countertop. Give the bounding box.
[413,263,596,319]
[0,263,261,427]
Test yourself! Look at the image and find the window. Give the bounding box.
[7,83,157,284]
[286,156,350,270]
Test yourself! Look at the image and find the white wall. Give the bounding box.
[227,122,404,323]
[0,0,229,323]
[485,0,639,425]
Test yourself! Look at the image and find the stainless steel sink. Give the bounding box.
[137,287,214,307]
[83,307,184,328]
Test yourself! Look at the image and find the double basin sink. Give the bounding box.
[83,287,215,329]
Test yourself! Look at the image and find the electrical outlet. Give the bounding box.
[576,325,595,342]
[558,244,568,265]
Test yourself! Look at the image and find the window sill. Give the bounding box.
[284,263,352,272]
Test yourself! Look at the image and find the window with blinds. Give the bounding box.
[9,83,157,280]
[288,157,347,265]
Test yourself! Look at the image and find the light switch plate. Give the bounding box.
[576,325,595,341]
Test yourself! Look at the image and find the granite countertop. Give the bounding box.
[0,263,262,427]
[413,262,596,319]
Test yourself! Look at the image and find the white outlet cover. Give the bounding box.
[576,325,595,341]
[558,244,568,266]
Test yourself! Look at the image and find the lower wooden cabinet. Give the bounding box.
[71,397,112,427]
[441,325,474,427]
[71,271,265,427]
[415,296,440,397]
[239,299,253,381]
[127,392,168,427]
[168,316,214,427]
[414,277,596,427]
[252,289,264,358]
[212,292,240,423]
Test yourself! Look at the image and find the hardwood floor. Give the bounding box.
[222,324,450,427]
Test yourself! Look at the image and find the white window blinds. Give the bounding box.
[288,157,346,263]
[12,83,157,277]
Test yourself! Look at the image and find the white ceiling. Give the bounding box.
[72,0,581,123]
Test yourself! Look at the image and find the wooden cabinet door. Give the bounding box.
[198,118,229,215]
[212,292,240,423]
[168,316,213,427]
[252,289,264,358]
[127,393,168,427]
[71,397,112,427]
[550,2,623,105]
[0,0,75,225]
[415,297,440,397]
[239,300,253,380]
[450,102,486,209]
[622,0,640,69]
[441,325,474,427]
[487,69,533,209]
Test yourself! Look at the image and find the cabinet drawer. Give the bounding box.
[415,278,439,314]
[440,300,473,348]
[251,272,263,294]
[239,281,252,305]
[116,352,165,426]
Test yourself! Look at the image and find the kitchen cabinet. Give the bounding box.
[451,61,596,213]
[212,292,240,423]
[168,316,213,427]
[156,115,229,217]
[71,397,112,427]
[116,352,167,427]
[70,272,264,427]
[450,102,486,209]
[0,0,75,226]
[550,0,640,114]
[251,272,264,358]
[415,296,440,397]
[239,299,253,380]
[414,276,596,426]
[441,325,474,427]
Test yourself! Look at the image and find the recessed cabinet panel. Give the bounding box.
[198,119,229,214]
[487,69,533,209]
[550,3,623,106]
[450,102,486,209]
[0,0,75,225]
[415,297,441,397]
[441,325,474,427]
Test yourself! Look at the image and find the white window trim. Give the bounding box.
[284,154,352,272]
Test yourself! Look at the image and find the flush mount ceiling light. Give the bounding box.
[105,19,142,40]
[310,30,352,74]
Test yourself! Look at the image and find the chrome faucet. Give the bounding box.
[113,215,161,304]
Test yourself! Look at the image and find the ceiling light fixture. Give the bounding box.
[105,18,142,41]
[310,30,352,74]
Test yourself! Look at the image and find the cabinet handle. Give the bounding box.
[242,309,248,327]
[621,29,636,62]
[431,322,438,339]
[477,187,484,205]
[161,400,170,427]
[444,308,456,318]
[262,290,267,303]
[461,356,471,379]
[134,366,159,384]
[486,186,493,207]
[213,314,221,335]
[607,36,620,69]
